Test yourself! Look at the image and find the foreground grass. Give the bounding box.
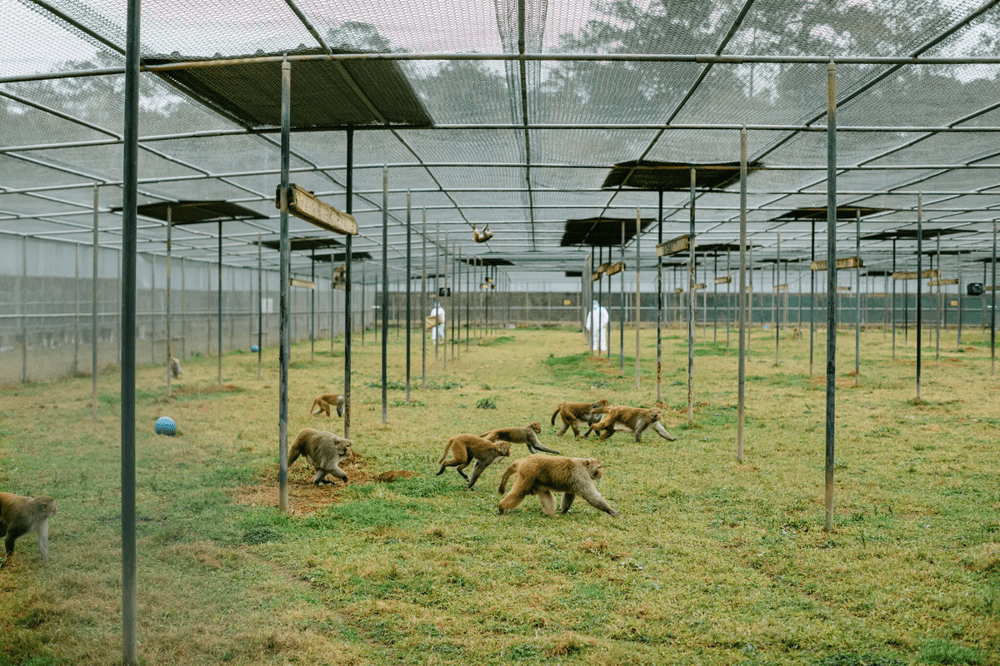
[1,324,998,665]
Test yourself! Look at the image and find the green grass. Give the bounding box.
[1,325,999,665]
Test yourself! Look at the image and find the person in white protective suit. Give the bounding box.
[429,300,446,344]
[585,300,609,351]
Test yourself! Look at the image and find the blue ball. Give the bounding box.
[251,345,260,352]
[155,416,176,436]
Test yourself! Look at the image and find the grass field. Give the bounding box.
[1,323,998,666]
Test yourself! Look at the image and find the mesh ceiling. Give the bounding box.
[4,0,1000,280]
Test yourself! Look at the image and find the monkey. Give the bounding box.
[472,225,493,243]
[332,264,347,290]
[0,492,57,566]
[436,435,511,490]
[480,422,559,455]
[791,326,802,340]
[309,393,345,418]
[584,405,677,443]
[167,356,182,378]
[288,428,352,486]
[497,455,619,517]
[549,398,611,437]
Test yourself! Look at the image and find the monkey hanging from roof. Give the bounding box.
[473,225,493,243]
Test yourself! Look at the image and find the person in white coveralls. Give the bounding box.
[585,300,609,351]
[429,300,446,344]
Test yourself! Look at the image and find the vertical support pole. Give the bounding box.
[917,193,923,398]
[957,252,963,348]
[824,58,837,534]
[311,249,315,362]
[421,209,427,388]
[452,241,457,360]
[688,168,696,423]
[809,219,816,373]
[217,219,222,384]
[330,250,335,345]
[656,192,662,397]
[855,210,860,384]
[382,166,389,424]
[892,239,897,358]
[713,252,718,346]
[435,222,440,378]
[597,245,603,356]
[182,257,186,358]
[457,247,462,358]
[748,243,754,354]
[344,129,353,440]
[621,218,626,372]
[727,249,732,353]
[635,209,641,389]
[75,243,80,376]
[166,207,172,396]
[151,252,155,365]
[406,192,412,402]
[443,233,448,371]
[992,220,997,376]
[92,185,99,420]
[120,0,141,657]
[775,233,780,366]
[361,262,365,346]
[737,128,748,464]
[262,233,266,379]
[466,250,471,350]
[936,234,941,363]
[278,57,291,513]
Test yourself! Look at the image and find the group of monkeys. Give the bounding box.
[294,393,678,519]
[0,391,678,567]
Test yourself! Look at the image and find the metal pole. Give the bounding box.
[824,59,837,534]
[656,191,662,398]
[92,185,99,420]
[456,247,461,359]
[217,220,222,384]
[151,252,155,365]
[936,235,941,362]
[775,233,780,366]
[748,243,753,355]
[182,257,186,358]
[120,0,141,657]
[635,209,641,389]
[621,218,626,372]
[992,220,997,376]
[466,249,470,350]
[361,261,365,347]
[405,192,412,402]
[917,193,923,398]
[452,241,457,360]
[738,128,747,464]
[443,233,448,371]
[421,209,427,388]
[330,248,335,345]
[344,129,353,440]
[166,207,172,396]
[278,58,291,512]
[810,218,816,373]
[434,222,440,378]
[957,252,963,348]
[688,168,695,423]
[258,234,262,378]
[713,252,718,346]
[75,243,79,377]
[855,210,860,384]
[727,249,731,353]
[892,239,897,358]
[310,248,315,362]
[382,166,389,423]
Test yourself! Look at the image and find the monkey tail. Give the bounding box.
[498,461,518,495]
[438,438,454,465]
[550,406,561,426]
[309,398,319,415]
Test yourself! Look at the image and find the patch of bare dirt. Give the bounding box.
[230,452,417,516]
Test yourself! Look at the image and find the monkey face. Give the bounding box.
[496,441,512,455]
[582,459,605,481]
[529,422,542,434]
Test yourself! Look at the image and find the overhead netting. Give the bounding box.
[1,0,1000,279]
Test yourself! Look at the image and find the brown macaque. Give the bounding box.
[550,398,610,437]
[0,492,57,566]
[436,435,511,490]
[288,428,352,486]
[584,405,676,443]
[791,327,802,340]
[497,455,619,517]
[169,356,183,378]
[310,393,345,418]
[472,225,493,243]
[480,422,559,455]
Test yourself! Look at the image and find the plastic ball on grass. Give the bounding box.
[251,345,260,352]
[155,416,176,436]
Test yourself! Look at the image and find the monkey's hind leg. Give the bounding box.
[537,489,557,516]
[528,436,560,455]
[466,459,491,490]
